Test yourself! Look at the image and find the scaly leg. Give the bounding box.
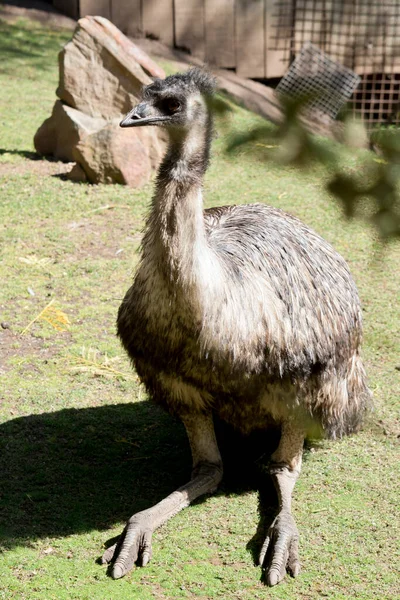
[259,419,304,586]
[102,411,223,579]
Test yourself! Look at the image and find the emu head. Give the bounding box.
[120,67,216,133]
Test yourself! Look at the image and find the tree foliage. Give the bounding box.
[227,95,400,241]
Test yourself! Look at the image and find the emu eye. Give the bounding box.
[165,98,181,113]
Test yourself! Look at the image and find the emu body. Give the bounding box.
[102,69,370,586]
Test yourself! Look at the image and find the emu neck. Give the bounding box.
[148,117,214,288]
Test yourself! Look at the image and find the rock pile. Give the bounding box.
[34,16,166,186]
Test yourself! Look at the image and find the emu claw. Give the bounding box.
[101,513,153,579]
[258,510,300,587]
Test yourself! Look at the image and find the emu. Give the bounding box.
[102,68,370,586]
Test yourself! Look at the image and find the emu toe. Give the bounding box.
[101,514,154,578]
[259,510,301,586]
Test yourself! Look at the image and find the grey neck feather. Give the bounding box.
[144,111,215,291]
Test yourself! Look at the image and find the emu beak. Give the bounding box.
[120,103,169,128]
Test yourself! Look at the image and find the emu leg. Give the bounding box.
[102,412,222,579]
[259,420,304,586]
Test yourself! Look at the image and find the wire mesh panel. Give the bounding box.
[276,42,360,119]
[269,0,400,126]
[269,1,353,68]
[352,0,400,125]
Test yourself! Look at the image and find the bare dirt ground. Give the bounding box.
[0,156,74,177]
[0,326,63,377]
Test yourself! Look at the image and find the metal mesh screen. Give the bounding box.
[270,0,400,127]
[276,43,360,119]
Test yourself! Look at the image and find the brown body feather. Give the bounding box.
[118,127,370,439]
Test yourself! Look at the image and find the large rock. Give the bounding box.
[57,16,164,119]
[34,100,106,162]
[73,120,165,187]
[34,15,166,186]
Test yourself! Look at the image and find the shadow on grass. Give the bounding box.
[0,149,47,161]
[0,403,189,549]
[0,403,281,561]
[215,419,279,568]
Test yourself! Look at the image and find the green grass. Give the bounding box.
[0,17,399,600]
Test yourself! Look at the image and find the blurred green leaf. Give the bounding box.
[327,175,363,218]
[225,92,400,241]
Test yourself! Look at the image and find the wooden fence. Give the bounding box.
[54,0,400,125]
[53,0,290,78]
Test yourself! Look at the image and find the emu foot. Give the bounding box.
[101,512,153,579]
[258,510,300,587]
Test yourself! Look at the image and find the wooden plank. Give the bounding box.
[265,0,289,78]
[204,0,235,68]
[111,0,142,36]
[142,0,174,46]
[80,0,111,19]
[53,0,79,19]
[174,0,205,61]
[236,0,265,78]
